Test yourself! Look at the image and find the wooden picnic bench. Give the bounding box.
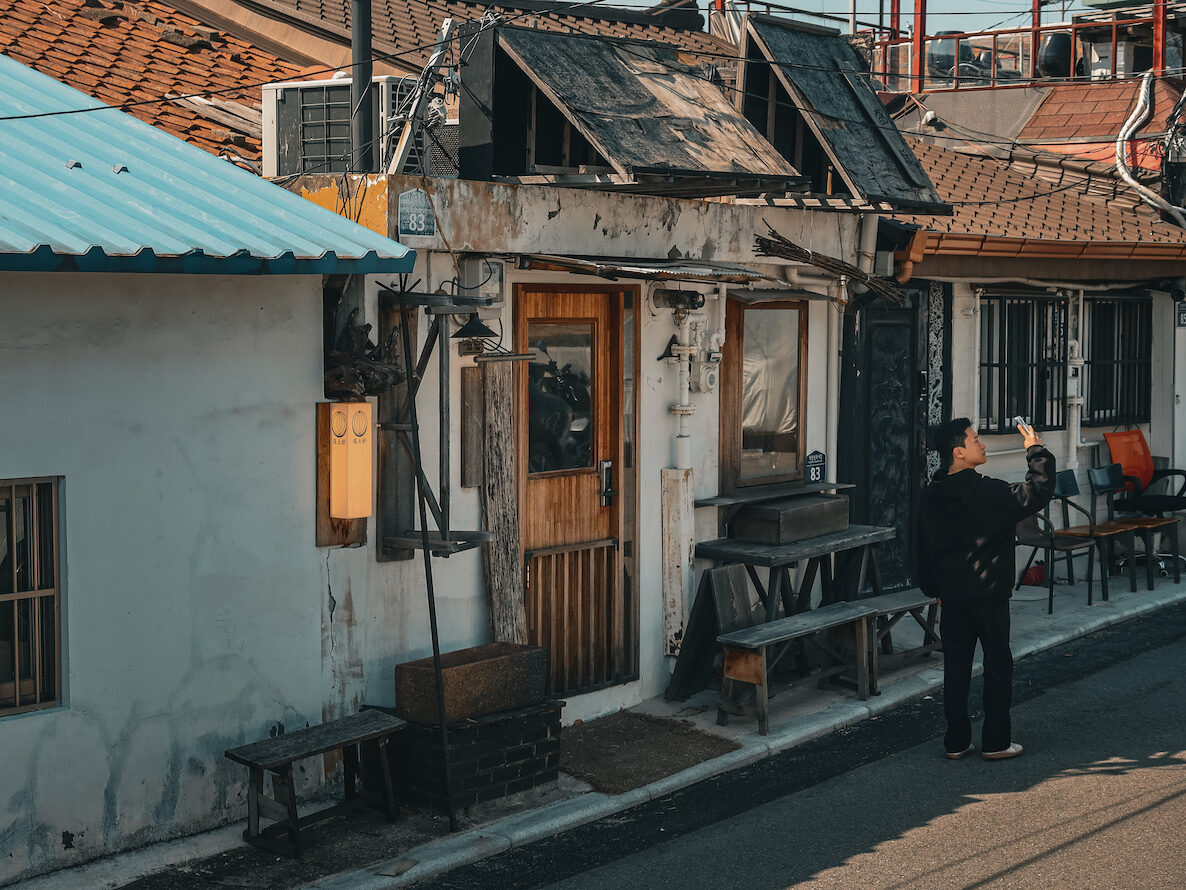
[717,600,877,735]
[857,589,940,695]
[695,525,896,622]
[224,710,407,857]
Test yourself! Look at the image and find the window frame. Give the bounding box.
[0,476,61,717]
[978,292,1068,435]
[1081,295,1152,428]
[720,298,809,493]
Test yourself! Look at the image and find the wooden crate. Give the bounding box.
[729,494,849,545]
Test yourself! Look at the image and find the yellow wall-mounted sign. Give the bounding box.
[328,402,373,519]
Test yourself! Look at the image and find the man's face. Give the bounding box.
[956,426,987,467]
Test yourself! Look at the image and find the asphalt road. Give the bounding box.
[423,603,1186,890]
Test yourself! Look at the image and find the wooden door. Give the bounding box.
[517,285,626,694]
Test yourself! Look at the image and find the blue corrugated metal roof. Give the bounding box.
[0,54,414,275]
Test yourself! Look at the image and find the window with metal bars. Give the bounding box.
[978,294,1067,434]
[0,478,60,715]
[1082,296,1152,427]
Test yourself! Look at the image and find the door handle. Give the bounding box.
[599,459,617,507]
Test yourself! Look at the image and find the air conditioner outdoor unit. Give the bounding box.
[262,75,459,178]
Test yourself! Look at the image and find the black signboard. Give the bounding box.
[806,450,826,484]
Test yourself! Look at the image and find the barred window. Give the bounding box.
[978,294,1067,434]
[1,479,60,716]
[1082,296,1152,427]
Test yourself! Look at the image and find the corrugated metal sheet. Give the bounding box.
[0,53,415,274]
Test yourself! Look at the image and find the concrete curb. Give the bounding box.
[303,585,1186,889]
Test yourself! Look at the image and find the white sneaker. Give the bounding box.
[946,745,975,760]
[983,742,1024,761]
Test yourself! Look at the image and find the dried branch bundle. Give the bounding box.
[755,224,902,304]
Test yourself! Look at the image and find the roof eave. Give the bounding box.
[924,233,1186,261]
[0,245,416,275]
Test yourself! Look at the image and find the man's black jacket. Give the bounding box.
[916,444,1055,606]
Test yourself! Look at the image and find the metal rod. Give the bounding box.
[396,279,458,832]
[439,313,451,539]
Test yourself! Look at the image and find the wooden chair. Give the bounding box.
[1017,469,1096,589]
[1084,463,1162,591]
[1015,508,1106,615]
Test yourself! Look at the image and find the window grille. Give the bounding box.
[1082,297,1152,427]
[0,478,60,715]
[978,294,1067,433]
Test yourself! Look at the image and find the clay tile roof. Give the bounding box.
[1018,76,1184,143]
[255,0,733,72]
[0,0,304,163]
[896,138,1186,248]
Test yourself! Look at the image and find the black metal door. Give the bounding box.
[839,294,929,590]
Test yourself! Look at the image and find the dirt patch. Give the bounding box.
[560,711,740,795]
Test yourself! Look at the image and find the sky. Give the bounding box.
[812,0,1097,36]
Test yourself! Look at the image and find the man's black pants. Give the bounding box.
[940,596,1013,754]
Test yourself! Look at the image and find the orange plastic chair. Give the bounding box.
[1103,430,1154,493]
[1103,430,1186,510]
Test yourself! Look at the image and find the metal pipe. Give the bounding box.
[826,282,842,484]
[350,0,374,172]
[1031,0,1042,80]
[912,0,926,91]
[1155,0,1167,75]
[1115,73,1186,227]
[671,311,698,470]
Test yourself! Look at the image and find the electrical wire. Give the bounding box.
[6,0,1178,210]
[0,0,622,124]
[5,0,1186,125]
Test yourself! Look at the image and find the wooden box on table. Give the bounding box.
[729,494,849,545]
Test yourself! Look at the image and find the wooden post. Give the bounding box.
[661,467,694,656]
[481,361,527,644]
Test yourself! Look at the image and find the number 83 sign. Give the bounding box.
[806,450,826,484]
[398,189,436,238]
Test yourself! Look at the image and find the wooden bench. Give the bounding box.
[717,600,877,735]
[225,710,407,857]
[856,590,940,695]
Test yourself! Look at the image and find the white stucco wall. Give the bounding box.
[0,272,329,883]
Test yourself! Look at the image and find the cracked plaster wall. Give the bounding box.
[0,273,329,884]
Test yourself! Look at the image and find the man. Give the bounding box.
[917,417,1054,761]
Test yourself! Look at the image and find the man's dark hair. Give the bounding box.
[935,417,973,470]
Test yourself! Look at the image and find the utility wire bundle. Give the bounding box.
[755,223,902,304]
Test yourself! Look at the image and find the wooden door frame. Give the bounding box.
[512,281,641,690]
[719,298,810,494]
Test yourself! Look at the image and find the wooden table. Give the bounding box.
[225,710,406,857]
[695,525,897,622]
[1057,517,1182,593]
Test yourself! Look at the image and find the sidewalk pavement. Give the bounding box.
[22,573,1186,890]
